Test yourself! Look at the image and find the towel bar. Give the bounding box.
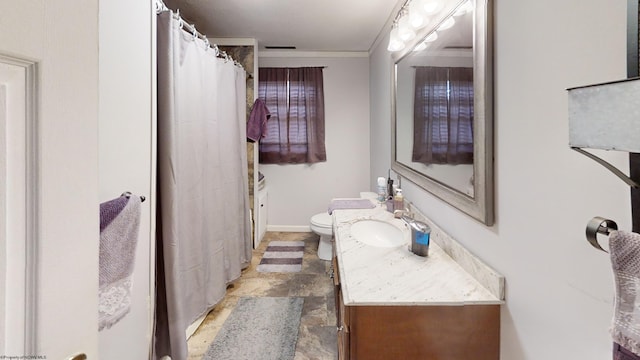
[585,216,618,252]
[121,191,146,203]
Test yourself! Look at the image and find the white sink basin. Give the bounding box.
[350,220,406,248]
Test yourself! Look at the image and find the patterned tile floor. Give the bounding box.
[187,232,338,360]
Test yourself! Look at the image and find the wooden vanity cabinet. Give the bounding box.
[332,255,500,360]
[332,255,350,359]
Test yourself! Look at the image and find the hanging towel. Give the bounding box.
[609,230,640,357]
[98,194,142,331]
[328,198,376,215]
[614,342,640,360]
[247,98,271,142]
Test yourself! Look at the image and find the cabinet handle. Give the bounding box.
[68,354,87,360]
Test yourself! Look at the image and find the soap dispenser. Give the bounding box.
[393,189,404,211]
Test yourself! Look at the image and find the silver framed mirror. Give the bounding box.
[391,0,494,225]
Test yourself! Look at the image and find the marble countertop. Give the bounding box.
[333,204,504,306]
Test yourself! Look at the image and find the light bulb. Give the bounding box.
[387,26,406,52]
[437,17,455,31]
[397,14,416,41]
[423,0,442,14]
[409,0,427,29]
[424,32,438,43]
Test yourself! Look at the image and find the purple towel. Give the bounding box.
[615,343,640,360]
[247,98,271,142]
[327,199,375,215]
[98,194,142,331]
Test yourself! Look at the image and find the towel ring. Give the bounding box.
[585,216,618,253]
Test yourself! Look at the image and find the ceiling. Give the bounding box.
[164,0,402,52]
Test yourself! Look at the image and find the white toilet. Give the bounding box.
[310,192,378,261]
[310,212,333,261]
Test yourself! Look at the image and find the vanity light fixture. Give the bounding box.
[387,0,466,52]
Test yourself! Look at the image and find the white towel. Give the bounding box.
[609,230,640,356]
[98,195,142,331]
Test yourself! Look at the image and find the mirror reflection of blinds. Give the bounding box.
[412,66,474,165]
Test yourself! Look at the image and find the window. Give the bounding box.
[258,67,326,164]
[412,66,474,165]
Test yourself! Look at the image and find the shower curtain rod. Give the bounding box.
[154,0,243,69]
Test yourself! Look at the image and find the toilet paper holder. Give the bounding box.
[585,216,618,253]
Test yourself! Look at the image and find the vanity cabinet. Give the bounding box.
[332,254,500,360]
[331,206,504,360]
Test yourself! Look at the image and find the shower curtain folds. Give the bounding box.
[154,11,251,360]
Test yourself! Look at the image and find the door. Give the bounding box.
[0,1,100,359]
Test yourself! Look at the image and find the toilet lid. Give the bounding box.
[310,212,332,228]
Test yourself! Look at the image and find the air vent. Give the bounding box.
[264,46,297,50]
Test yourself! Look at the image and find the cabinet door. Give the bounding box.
[350,305,500,359]
[333,256,350,359]
[332,256,341,326]
[336,287,350,360]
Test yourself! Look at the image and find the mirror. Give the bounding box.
[391,0,494,225]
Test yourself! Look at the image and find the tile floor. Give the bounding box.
[187,231,338,360]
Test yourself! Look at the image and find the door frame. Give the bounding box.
[0,53,38,355]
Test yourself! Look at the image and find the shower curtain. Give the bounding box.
[154,11,252,360]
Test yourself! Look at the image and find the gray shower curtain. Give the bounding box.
[154,11,252,360]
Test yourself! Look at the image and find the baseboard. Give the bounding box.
[186,314,206,339]
[266,225,312,232]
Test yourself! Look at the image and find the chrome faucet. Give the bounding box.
[394,209,427,233]
[393,202,414,222]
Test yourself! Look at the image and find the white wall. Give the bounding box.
[370,0,631,359]
[1,1,101,358]
[259,54,371,230]
[98,1,156,359]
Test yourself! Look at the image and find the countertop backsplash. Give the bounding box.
[406,202,505,301]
